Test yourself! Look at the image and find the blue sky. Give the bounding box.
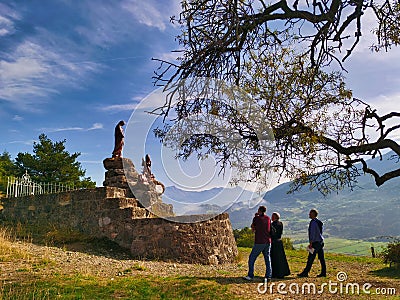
[1,0,400,189]
[0,0,181,186]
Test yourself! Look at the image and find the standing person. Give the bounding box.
[243,206,272,283]
[112,120,125,158]
[270,212,291,278]
[298,209,326,277]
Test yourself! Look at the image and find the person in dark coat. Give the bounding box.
[270,212,291,278]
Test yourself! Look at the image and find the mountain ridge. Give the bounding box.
[163,152,400,241]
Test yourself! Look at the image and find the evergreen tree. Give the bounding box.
[0,151,18,196]
[14,134,95,188]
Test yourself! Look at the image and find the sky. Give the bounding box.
[1,0,400,191]
[0,0,182,186]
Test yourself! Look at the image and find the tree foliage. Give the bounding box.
[14,134,95,188]
[0,152,17,177]
[153,0,400,193]
[382,239,400,267]
[155,0,400,83]
[234,227,294,249]
[233,227,255,247]
[0,151,18,197]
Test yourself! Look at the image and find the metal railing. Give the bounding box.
[5,172,76,198]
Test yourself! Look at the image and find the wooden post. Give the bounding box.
[371,246,375,258]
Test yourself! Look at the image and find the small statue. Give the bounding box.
[141,155,152,182]
[140,154,165,194]
[112,120,125,158]
[145,154,152,173]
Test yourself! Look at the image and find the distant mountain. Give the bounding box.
[163,185,262,215]
[163,152,400,241]
[164,186,257,204]
[234,152,400,240]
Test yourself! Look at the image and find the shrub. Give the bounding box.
[233,227,294,249]
[382,239,400,267]
[282,237,295,250]
[233,227,254,248]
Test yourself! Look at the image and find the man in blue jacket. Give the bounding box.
[298,208,326,277]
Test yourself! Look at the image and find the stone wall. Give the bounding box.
[0,157,239,265]
[0,187,148,238]
[112,212,237,264]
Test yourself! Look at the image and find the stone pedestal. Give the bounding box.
[103,157,137,191]
[102,157,174,217]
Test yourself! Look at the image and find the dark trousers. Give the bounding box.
[303,241,326,275]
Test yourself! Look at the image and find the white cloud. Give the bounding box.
[99,85,170,113]
[157,51,180,63]
[0,1,180,111]
[1,139,34,146]
[73,0,180,47]
[122,0,168,31]
[0,56,46,80]
[12,115,23,121]
[369,93,400,115]
[50,127,84,132]
[88,123,103,130]
[99,103,138,112]
[0,5,20,37]
[341,9,400,62]
[364,93,400,143]
[74,3,130,46]
[0,37,103,108]
[44,123,104,133]
[80,160,102,164]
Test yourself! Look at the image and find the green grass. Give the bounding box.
[294,237,388,256]
[0,275,234,300]
[1,227,399,299]
[0,227,32,262]
[1,248,399,300]
[274,247,379,265]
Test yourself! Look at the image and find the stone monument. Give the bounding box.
[103,157,174,217]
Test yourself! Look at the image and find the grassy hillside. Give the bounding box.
[227,174,400,244]
[0,226,399,299]
[260,152,400,241]
[294,237,388,256]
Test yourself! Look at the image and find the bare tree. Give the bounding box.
[153,0,400,193]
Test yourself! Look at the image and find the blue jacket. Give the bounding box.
[309,218,324,243]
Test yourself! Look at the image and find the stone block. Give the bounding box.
[104,187,127,198]
[100,198,139,210]
[105,169,125,177]
[103,157,135,171]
